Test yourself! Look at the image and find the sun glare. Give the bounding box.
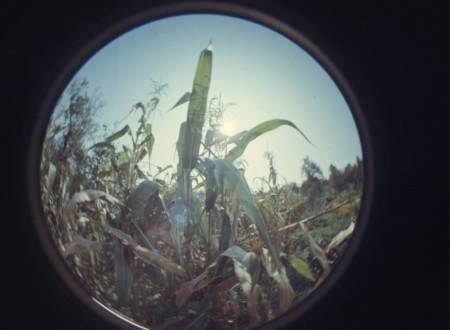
[220,118,236,136]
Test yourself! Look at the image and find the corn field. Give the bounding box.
[40,44,362,329]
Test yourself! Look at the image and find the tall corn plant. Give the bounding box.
[89,95,160,192]
[171,43,212,266]
[170,43,312,272]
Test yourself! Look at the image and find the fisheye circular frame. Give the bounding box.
[27,1,374,329]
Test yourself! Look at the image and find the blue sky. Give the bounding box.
[63,14,362,189]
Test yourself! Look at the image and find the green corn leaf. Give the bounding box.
[176,122,187,195]
[220,245,248,264]
[89,142,115,152]
[139,131,154,152]
[208,158,280,267]
[126,180,160,221]
[118,102,146,124]
[179,46,212,173]
[169,92,191,111]
[225,119,313,162]
[132,102,146,115]
[288,255,316,281]
[106,125,131,143]
[137,124,155,166]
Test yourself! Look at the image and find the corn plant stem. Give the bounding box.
[130,218,157,252]
[201,143,221,159]
[184,170,193,278]
[185,208,206,246]
[208,210,213,265]
[279,194,361,233]
[158,194,170,219]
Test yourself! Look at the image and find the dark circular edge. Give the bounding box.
[27,1,375,329]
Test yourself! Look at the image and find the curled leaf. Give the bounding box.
[221,246,259,292]
[65,190,125,226]
[223,248,261,327]
[261,248,295,315]
[225,119,313,163]
[326,220,355,253]
[105,125,131,143]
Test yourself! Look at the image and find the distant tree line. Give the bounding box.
[296,156,363,210]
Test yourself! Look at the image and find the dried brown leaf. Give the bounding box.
[301,223,330,290]
[65,190,125,226]
[333,205,353,216]
[326,221,355,253]
[176,271,209,310]
[277,268,295,316]
[261,248,295,315]
[247,284,261,327]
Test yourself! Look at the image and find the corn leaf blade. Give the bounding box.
[210,159,280,267]
[179,47,212,172]
[106,125,131,143]
[288,255,315,281]
[169,92,192,111]
[226,119,312,162]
